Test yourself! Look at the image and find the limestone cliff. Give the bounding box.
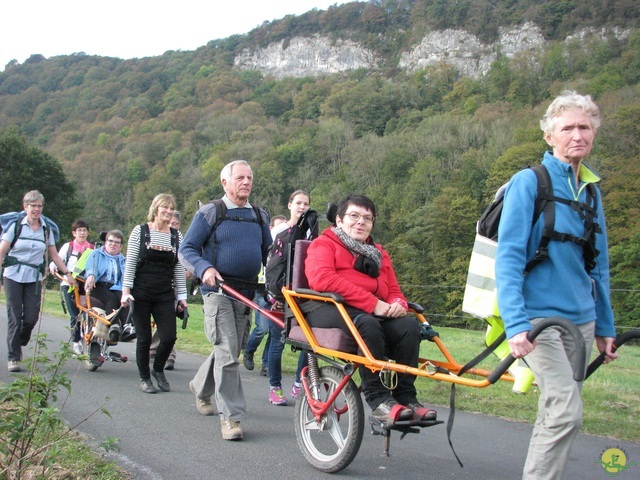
[234,23,627,80]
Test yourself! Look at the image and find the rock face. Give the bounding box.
[234,22,626,79]
[233,35,378,79]
[396,22,545,78]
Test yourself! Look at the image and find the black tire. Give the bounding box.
[294,366,364,473]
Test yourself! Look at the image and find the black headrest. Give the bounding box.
[326,203,337,225]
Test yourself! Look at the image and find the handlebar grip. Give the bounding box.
[181,307,189,330]
[585,329,640,379]
[125,300,134,324]
[487,316,586,384]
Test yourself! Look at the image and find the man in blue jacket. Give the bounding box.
[179,160,271,441]
[496,91,618,479]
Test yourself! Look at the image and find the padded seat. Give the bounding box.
[288,239,358,354]
[288,324,358,354]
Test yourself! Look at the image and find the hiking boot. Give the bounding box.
[260,365,268,376]
[370,399,413,425]
[140,378,157,394]
[269,386,288,406]
[407,402,437,421]
[164,359,175,370]
[220,418,243,441]
[151,370,170,392]
[243,351,255,371]
[189,381,215,416]
[290,383,302,399]
[7,360,20,372]
[121,323,136,342]
[108,324,120,343]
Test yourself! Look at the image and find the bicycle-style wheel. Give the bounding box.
[294,366,364,473]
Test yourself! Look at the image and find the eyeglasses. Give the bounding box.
[345,212,375,224]
[106,239,122,245]
[28,204,43,209]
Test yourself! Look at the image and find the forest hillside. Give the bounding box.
[1,0,639,328]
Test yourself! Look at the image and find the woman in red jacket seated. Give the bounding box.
[304,194,436,425]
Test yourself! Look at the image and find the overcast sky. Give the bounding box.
[1,0,352,71]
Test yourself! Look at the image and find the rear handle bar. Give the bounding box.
[585,329,640,379]
[487,317,586,384]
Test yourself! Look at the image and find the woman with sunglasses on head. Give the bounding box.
[304,194,437,425]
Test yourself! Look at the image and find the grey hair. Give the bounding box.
[172,211,181,220]
[23,190,44,206]
[540,90,601,134]
[220,160,251,183]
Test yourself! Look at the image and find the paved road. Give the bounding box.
[1,309,638,480]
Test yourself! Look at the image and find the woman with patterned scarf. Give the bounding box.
[304,194,437,426]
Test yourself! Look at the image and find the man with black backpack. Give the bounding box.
[495,91,618,479]
[179,160,272,441]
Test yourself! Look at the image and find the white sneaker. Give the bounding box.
[8,360,20,372]
[72,342,83,355]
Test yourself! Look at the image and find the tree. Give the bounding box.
[0,128,81,238]
[609,233,640,329]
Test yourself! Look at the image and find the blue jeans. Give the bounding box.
[295,351,308,383]
[245,294,270,366]
[268,320,286,388]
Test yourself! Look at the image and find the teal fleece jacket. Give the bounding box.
[495,152,615,339]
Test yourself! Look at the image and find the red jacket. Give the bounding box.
[305,229,408,313]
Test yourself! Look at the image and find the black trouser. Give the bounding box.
[4,278,40,361]
[306,303,420,409]
[131,287,176,380]
[89,284,128,328]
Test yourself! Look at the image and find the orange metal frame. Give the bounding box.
[219,283,515,389]
[280,287,516,388]
[62,274,113,345]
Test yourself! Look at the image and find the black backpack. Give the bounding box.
[265,209,319,301]
[478,164,600,274]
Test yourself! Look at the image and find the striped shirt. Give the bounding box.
[123,225,187,300]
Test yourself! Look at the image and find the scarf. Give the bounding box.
[332,226,382,277]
